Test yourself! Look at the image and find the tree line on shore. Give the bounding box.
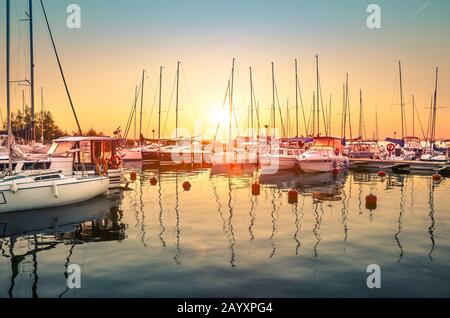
[3,106,105,143]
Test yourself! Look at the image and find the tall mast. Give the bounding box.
[175,61,180,139]
[359,89,365,139]
[22,90,25,134]
[6,0,12,173]
[412,95,415,137]
[229,58,235,143]
[294,59,299,137]
[249,67,254,138]
[346,74,353,140]
[134,85,138,142]
[312,91,316,136]
[271,62,276,137]
[431,67,438,144]
[40,0,82,134]
[328,94,332,136]
[375,104,379,141]
[399,61,405,139]
[28,0,35,143]
[286,99,290,137]
[315,54,320,136]
[158,66,163,144]
[341,84,345,139]
[40,87,44,144]
[139,70,145,145]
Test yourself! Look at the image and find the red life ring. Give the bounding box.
[109,155,123,169]
[387,143,396,152]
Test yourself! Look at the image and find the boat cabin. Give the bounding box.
[312,137,344,152]
[348,140,380,159]
[269,148,302,157]
[48,136,121,170]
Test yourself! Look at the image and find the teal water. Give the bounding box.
[0,165,449,298]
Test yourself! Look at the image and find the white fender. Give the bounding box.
[11,181,18,193]
[52,182,59,198]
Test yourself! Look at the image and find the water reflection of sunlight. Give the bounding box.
[1,165,449,297]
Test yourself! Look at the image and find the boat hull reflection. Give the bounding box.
[259,170,347,199]
[0,194,120,238]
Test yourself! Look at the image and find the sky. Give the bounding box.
[0,0,449,140]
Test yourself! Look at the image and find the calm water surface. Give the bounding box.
[1,164,449,298]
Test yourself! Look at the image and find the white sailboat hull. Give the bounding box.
[260,156,298,171]
[0,176,109,213]
[299,157,349,173]
[210,151,258,165]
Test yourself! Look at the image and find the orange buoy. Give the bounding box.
[150,177,158,186]
[182,181,192,191]
[432,174,443,183]
[130,171,137,182]
[251,182,261,196]
[365,194,377,211]
[378,171,386,177]
[288,189,298,204]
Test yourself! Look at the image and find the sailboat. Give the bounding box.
[0,171,109,213]
[0,1,125,189]
[210,59,258,166]
[298,136,348,173]
[346,90,381,159]
[297,55,349,173]
[155,62,210,165]
[119,70,161,161]
[259,61,306,172]
[385,62,424,160]
[1,0,109,214]
[420,67,448,162]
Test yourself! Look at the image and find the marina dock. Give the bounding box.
[349,158,450,175]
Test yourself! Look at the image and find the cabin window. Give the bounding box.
[287,150,293,156]
[0,163,17,170]
[278,149,284,155]
[79,141,92,164]
[22,162,51,170]
[49,141,74,156]
[35,174,61,181]
[103,141,112,160]
[93,141,102,162]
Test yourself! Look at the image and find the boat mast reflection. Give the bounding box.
[292,196,305,255]
[428,180,436,261]
[312,201,324,258]
[174,171,182,264]
[227,176,237,267]
[269,187,279,258]
[158,173,166,249]
[211,176,236,267]
[394,179,406,263]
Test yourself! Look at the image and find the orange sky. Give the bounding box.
[1,0,449,140]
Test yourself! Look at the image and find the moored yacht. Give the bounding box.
[346,140,381,159]
[259,147,301,173]
[0,136,125,189]
[209,142,259,166]
[141,141,209,165]
[0,171,109,213]
[385,137,423,160]
[298,137,349,173]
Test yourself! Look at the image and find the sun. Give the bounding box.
[210,108,228,124]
